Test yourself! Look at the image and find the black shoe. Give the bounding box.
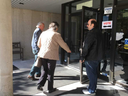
[37,85,43,91]
[47,88,57,93]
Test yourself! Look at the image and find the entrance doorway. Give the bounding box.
[113,3,128,87]
[61,0,112,84]
[64,6,98,66]
[80,6,99,83]
[65,12,82,66]
[61,0,128,87]
[61,0,101,83]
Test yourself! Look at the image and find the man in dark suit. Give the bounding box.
[80,19,103,95]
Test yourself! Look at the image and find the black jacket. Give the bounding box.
[81,28,103,61]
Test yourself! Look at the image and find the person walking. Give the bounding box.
[80,19,103,95]
[36,21,71,93]
[27,22,45,80]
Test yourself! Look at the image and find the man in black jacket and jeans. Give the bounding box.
[80,19,103,95]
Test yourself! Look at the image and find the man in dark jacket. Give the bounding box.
[80,19,103,95]
[28,22,45,80]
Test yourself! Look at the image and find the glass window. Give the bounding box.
[71,0,100,13]
[118,0,128,4]
[100,0,113,77]
[114,7,128,86]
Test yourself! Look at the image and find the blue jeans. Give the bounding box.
[85,60,99,93]
[29,50,41,76]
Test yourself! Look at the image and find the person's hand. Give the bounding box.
[68,51,71,53]
[79,60,84,63]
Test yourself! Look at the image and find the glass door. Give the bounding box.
[64,12,82,67]
[99,14,112,82]
[113,4,128,86]
[80,6,98,83]
[68,13,82,65]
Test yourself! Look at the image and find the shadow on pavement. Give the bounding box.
[54,75,80,80]
[54,88,120,96]
[13,65,19,70]
[13,70,38,94]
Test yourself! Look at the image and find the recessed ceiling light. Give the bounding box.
[19,2,24,5]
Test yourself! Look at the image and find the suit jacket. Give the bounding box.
[81,28,103,61]
[37,29,71,60]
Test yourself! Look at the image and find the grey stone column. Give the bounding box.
[0,0,13,96]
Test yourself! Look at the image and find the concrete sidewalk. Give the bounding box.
[13,59,128,96]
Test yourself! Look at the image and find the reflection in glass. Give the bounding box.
[118,0,128,5]
[115,8,128,85]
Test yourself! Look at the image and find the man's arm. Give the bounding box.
[55,33,71,53]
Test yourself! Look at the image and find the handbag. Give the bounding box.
[34,57,42,67]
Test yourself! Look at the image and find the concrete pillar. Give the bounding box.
[0,0,13,96]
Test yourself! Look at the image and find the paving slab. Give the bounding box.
[13,59,128,96]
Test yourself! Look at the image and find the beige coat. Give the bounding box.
[37,29,71,60]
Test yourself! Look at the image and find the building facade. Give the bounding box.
[61,0,128,89]
[0,0,128,95]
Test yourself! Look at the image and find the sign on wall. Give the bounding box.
[104,7,113,14]
[124,38,128,49]
[102,21,113,29]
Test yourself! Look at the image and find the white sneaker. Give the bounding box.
[82,89,95,95]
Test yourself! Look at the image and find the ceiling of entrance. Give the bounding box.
[11,0,121,14]
[11,0,73,13]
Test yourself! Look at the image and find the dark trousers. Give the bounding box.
[38,58,56,90]
[85,61,99,93]
[101,59,107,72]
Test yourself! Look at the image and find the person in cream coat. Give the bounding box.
[37,21,71,93]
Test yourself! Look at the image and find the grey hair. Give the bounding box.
[36,22,44,27]
[49,21,59,31]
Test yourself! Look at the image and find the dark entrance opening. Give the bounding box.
[61,0,106,83]
[111,1,128,88]
[61,0,128,89]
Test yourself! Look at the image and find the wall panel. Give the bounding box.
[12,8,61,59]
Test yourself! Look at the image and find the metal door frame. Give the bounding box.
[110,1,128,84]
[80,6,99,83]
[61,0,104,64]
[61,0,105,84]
